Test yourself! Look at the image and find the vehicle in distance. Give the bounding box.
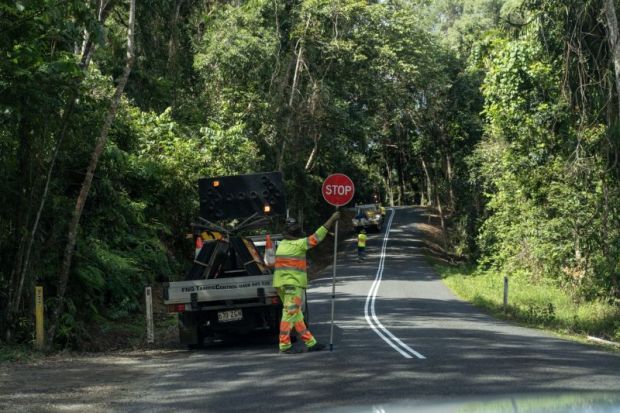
[352,204,384,232]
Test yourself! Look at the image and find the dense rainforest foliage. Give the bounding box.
[1,0,619,347]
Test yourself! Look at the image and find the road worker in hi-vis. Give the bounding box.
[274,211,340,354]
[357,229,367,261]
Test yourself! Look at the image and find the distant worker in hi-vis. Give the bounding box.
[357,229,367,261]
[273,211,340,354]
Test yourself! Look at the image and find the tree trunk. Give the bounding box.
[273,55,293,171]
[434,183,448,250]
[446,153,455,211]
[304,134,320,172]
[47,0,136,345]
[278,26,307,170]
[167,0,185,105]
[3,117,33,340]
[276,15,311,171]
[602,178,619,296]
[604,0,620,121]
[420,157,432,207]
[395,139,406,206]
[1,1,111,342]
[167,0,185,72]
[397,164,405,206]
[384,158,395,207]
[603,0,620,297]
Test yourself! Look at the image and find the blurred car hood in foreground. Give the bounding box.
[321,392,620,413]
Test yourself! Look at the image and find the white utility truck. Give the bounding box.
[163,172,286,348]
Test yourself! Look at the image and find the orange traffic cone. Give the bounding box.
[195,237,204,258]
[264,234,275,267]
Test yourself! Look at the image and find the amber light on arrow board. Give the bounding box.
[212,180,220,187]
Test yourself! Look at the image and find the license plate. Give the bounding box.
[217,309,243,323]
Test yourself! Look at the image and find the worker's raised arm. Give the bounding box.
[306,211,341,249]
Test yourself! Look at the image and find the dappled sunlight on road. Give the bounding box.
[2,207,620,413]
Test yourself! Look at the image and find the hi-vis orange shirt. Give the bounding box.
[273,226,328,288]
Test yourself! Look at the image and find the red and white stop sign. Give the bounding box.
[322,173,355,207]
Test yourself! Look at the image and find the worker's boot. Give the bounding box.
[307,342,326,352]
[280,347,302,354]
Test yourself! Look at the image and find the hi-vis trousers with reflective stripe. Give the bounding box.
[277,286,316,351]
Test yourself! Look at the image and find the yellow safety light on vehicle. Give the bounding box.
[263,205,271,214]
[212,180,220,187]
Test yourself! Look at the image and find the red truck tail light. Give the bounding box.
[168,304,186,313]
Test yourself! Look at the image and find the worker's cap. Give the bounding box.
[360,229,366,234]
[284,217,303,238]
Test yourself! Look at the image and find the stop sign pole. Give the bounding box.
[322,174,355,352]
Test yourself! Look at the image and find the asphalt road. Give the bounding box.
[2,207,620,413]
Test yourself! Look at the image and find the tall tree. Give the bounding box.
[47,0,137,343]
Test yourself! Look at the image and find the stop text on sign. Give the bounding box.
[324,184,353,196]
[322,173,355,207]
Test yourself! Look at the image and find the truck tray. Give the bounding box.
[163,274,277,304]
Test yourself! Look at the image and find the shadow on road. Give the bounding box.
[3,206,620,413]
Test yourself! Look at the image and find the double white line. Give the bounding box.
[364,209,426,359]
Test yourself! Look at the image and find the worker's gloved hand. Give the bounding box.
[324,211,341,228]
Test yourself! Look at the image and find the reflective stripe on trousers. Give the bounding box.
[277,286,316,350]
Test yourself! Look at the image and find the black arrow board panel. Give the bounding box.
[198,172,287,221]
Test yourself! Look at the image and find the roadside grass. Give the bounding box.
[434,261,620,348]
[85,310,178,351]
[0,312,179,361]
[0,343,41,363]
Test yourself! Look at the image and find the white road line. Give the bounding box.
[364,208,426,359]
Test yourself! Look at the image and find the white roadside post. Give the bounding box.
[145,286,154,344]
[322,173,355,352]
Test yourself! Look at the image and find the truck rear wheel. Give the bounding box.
[187,332,203,350]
